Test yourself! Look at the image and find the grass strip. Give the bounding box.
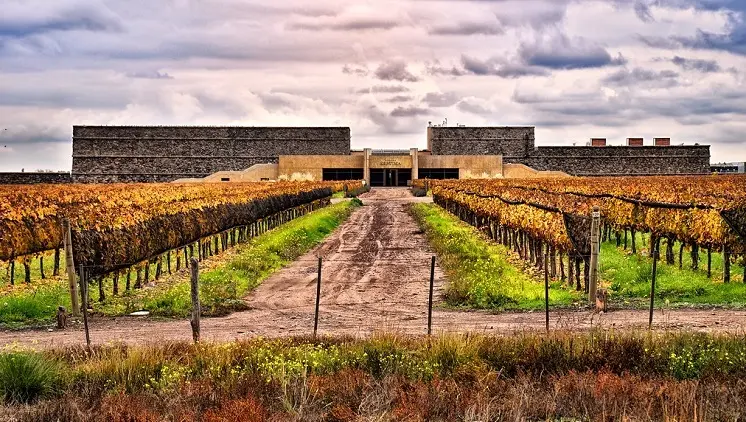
[410,203,578,310]
[600,236,746,308]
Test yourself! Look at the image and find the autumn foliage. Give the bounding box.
[0,181,360,275]
[419,176,746,256]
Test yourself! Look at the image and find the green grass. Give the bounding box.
[410,203,579,310]
[94,199,361,318]
[0,351,62,404]
[600,235,746,308]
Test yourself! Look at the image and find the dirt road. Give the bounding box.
[1,189,744,349]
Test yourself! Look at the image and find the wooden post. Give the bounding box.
[79,265,91,348]
[39,256,45,279]
[23,260,31,284]
[313,257,322,338]
[63,219,80,317]
[53,247,60,276]
[707,247,712,278]
[427,255,435,336]
[589,206,600,304]
[649,237,659,330]
[544,245,550,333]
[190,258,200,343]
[723,245,731,283]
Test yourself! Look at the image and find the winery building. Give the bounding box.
[68,125,711,185]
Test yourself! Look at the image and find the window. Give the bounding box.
[220,177,230,182]
[419,168,459,179]
[322,168,364,181]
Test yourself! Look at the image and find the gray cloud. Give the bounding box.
[390,105,430,117]
[0,2,122,38]
[519,35,627,70]
[374,60,420,82]
[671,56,721,72]
[357,85,410,94]
[343,65,370,77]
[383,95,414,103]
[423,92,460,107]
[456,55,550,77]
[633,1,655,22]
[287,17,400,31]
[428,21,503,35]
[126,70,174,79]
[602,67,680,88]
[457,100,492,116]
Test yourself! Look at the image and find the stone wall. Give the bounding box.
[428,126,535,157]
[72,126,351,183]
[0,172,72,184]
[516,146,711,176]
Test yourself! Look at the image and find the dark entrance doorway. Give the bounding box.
[370,169,412,187]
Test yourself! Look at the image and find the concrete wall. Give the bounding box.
[278,154,365,181]
[0,172,72,184]
[72,126,351,183]
[369,155,413,169]
[428,126,535,158]
[419,154,503,178]
[518,146,711,176]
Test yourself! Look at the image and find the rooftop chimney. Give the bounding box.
[654,137,671,146]
[627,137,644,147]
[591,138,606,147]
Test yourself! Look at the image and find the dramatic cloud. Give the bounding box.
[390,105,430,117]
[374,60,420,82]
[2,0,746,170]
[287,18,399,32]
[126,71,174,79]
[356,85,410,94]
[383,95,414,103]
[671,56,721,72]
[428,21,503,36]
[518,35,627,70]
[602,67,680,88]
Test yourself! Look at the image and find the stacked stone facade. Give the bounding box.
[428,127,710,176]
[0,172,72,184]
[72,126,351,183]
[428,127,534,158]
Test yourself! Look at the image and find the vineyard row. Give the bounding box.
[1,181,361,279]
[421,176,746,283]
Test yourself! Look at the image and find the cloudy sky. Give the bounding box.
[1,0,746,171]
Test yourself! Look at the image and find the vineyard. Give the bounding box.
[416,176,746,291]
[0,181,360,284]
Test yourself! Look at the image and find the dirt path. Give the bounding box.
[1,189,745,349]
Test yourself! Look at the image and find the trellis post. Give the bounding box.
[63,219,81,317]
[589,206,600,304]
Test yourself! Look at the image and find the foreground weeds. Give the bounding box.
[2,331,746,420]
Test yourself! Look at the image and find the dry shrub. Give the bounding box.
[202,397,268,422]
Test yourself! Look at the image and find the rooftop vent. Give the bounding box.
[591,138,606,147]
[654,137,671,146]
[627,138,644,146]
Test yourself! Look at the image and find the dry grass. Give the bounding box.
[4,331,746,421]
